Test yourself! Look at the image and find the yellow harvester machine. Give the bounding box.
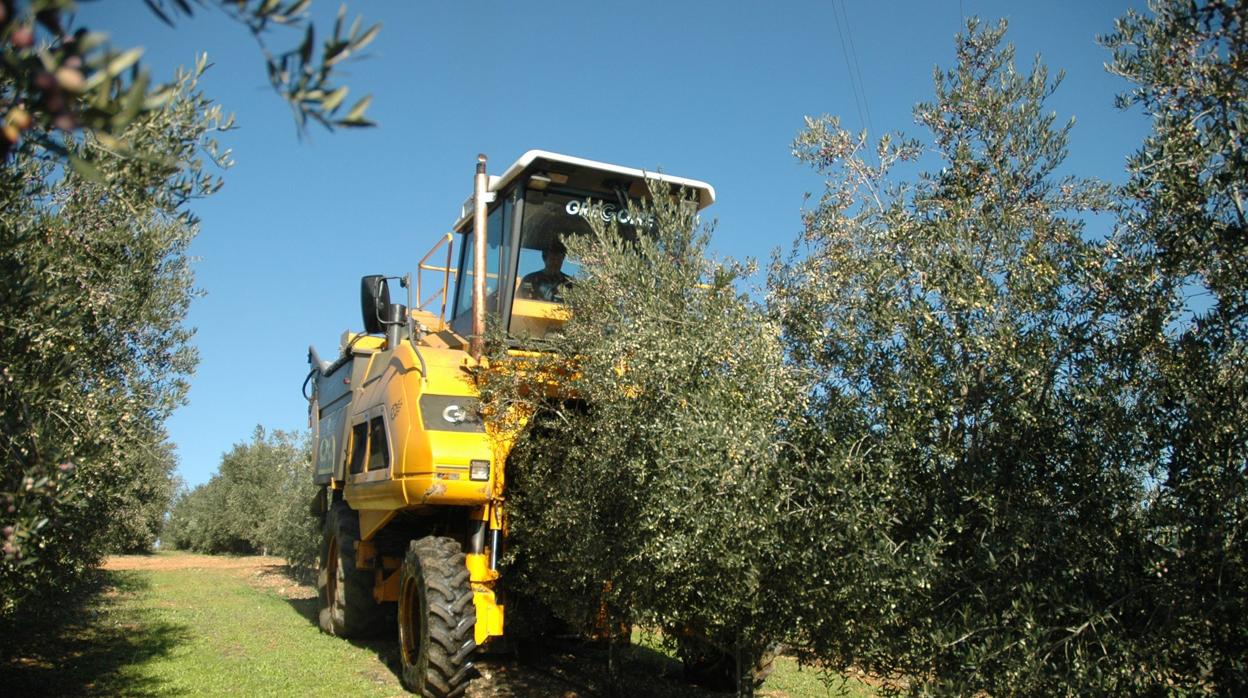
[304,151,714,696]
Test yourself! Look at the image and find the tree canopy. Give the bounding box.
[770,18,1164,694]
[0,65,221,614]
[0,0,378,616]
[1,0,378,165]
[486,4,1247,693]
[482,183,803,693]
[164,427,319,572]
[1102,0,1247,688]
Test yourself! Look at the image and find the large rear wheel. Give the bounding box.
[317,501,385,637]
[398,536,477,697]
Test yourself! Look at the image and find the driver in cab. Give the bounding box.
[519,240,572,302]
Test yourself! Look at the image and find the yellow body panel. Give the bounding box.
[509,297,569,340]
[466,552,504,644]
[326,331,508,645]
[342,341,497,513]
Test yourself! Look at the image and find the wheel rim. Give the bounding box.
[325,534,338,610]
[399,575,419,668]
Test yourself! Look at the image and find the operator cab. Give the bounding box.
[446,150,715,341]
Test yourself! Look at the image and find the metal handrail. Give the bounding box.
[416,232,455,319]
[421,290,444,310]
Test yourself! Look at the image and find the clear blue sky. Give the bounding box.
[79,1,1148,488]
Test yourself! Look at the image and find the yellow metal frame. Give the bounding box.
[416,232,456,319]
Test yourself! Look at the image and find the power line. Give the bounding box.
[836,0,874,135]
[830,1,866,131]
[831,0,874,135]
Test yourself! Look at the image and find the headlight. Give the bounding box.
[469,460,490,481]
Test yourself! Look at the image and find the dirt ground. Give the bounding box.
[103,553,719,698]
[106,553,290,572]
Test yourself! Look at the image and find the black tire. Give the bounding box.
[317,501,385,637]
[398,536,477,697]
[676,634,776,693]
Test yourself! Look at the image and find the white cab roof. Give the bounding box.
[455,150,715,229]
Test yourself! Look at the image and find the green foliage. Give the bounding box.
[257,437,322,573]
[0,0,376,614]
[1102,0,1248,690]
[165,478,251,554]
[164,427,319,572]
[0,66,224,617]
[772,19,1157,695]
[107,442,182,554]
[482,183,803,694]
[0,0,377,163]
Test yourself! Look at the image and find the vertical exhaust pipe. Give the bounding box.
[471,154,488,360]
[383,301,405,348]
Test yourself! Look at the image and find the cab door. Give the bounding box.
[449,191,518,336]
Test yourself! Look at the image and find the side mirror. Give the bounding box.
[360,275,390,334]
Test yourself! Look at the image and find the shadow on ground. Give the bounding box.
[0,569,192,697]
[282,591,727,697]
[471,637,725,698]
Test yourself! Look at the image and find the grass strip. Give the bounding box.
[3,553,874,696]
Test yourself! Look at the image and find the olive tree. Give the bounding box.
[0,65,224,616]
[1102,0,1248,690]
[222,427,317,566]
[771,19,1154,694]
[482,183,805,695]
[164,427,319,572]
[1,0,377,616]
[105,436,181,554]
[1,0,378,162]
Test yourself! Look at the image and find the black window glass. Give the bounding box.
[349,422,368,475]
[515,190,592,303]
[452,203,506,324]
[366,417,389,472]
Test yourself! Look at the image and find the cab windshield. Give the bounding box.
[515,188,654,293]
[508,187,649,338]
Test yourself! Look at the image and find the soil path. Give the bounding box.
[106,553,288,571]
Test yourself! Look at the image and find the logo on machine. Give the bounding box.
[442,404,468,424]
[565,200,652,227]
